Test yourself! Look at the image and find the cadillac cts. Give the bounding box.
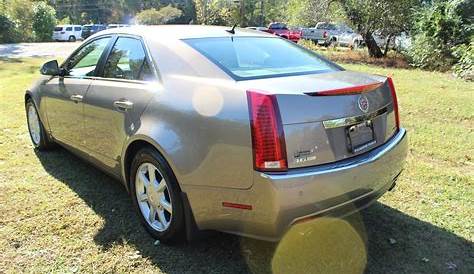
[25,25,408,243]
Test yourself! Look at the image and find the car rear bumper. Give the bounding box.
[185,128,407,241]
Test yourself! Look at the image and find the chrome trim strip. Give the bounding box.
[322,105,389,129]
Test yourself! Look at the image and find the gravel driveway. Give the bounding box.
[0,42,81,58]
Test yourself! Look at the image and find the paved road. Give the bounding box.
[0,42,81,58]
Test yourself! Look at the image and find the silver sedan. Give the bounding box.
[25,25,408,243]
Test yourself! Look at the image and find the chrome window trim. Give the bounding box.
[322,105,389,129]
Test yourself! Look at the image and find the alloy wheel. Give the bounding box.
[27,104,41,146]
[135,162,173,232]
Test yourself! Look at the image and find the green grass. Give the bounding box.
[0,57,473,273]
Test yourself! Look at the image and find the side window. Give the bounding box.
[66,37,111,77]
[103,37,155,81]
[66,27,72,31]
[74,27,81,31]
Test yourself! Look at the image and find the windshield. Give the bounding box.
[184,37,338,80]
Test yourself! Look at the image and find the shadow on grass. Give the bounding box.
[35,148,473,274]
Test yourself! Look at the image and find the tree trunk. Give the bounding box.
[364,32,383,58]
[383,34,393,57]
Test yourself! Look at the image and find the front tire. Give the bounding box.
[25,99,54,150]
[130,147,185,243]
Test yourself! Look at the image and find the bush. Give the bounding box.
[408,0,473,73]
[452,39,473,81]
[32,1,56,42]
[0,12,18,43]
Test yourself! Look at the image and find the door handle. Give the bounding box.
[113,100,134,111]
[70,94,83,103]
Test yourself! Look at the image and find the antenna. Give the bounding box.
[226,24,238,35]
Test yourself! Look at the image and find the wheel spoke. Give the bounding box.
[160,198,172,213]
[138,193,148,202]
[138,172,149,188]
[147,164,156,184]
[148,206,156,223]
[157,210,167,226]
[156,179,166,193]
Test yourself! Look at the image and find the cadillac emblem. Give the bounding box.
[358,95,369,113]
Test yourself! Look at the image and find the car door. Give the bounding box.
[82,35,159,170]
[44,36,113,148]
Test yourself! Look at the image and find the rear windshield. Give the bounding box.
[184,37,338,80]
[54,27,63,31]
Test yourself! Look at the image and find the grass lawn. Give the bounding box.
[0,57,473,273]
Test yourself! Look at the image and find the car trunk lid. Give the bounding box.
[240,71,399,169]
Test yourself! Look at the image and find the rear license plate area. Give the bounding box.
[346,120,376,153]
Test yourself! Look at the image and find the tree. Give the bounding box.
[135,5,183,25]
[408,0,473,73]
[339,0,421,57]
[32,1,57,42]
[287,0,345,27]
[0,12,18,43]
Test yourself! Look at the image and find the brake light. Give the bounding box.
[387,77,400,129]
[247,90,287,172]
[61,31,65,34]
[307,82,383,96]
[323,31,328,38]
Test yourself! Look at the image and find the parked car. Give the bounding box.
[245,26,268,32]
[81,24,106,39]
[301,22,340,46]
[26,26,407,243]
[264,22,301,43]
[52,25,82,42]
[373,30,412,52]
[336,26,364,49]
[107,24,130,29]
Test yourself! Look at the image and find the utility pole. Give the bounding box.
[260,0,264,26]
[240,0,245,27]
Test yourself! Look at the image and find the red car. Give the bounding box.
[264,22,301,43]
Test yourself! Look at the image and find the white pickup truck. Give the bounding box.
[301,22,340,46]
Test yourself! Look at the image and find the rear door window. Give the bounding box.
[103,37,154,81]
[66,27,72,31]
[185,37,338,80]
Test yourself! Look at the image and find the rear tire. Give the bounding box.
[25,99,54,150]
[130,147,185,244]
[68,35,76,42]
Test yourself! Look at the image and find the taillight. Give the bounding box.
[61,31,65,34]
[247,90,287,172]
[387,77,400,129]
[323,31,328,38]
[307,82,383,96]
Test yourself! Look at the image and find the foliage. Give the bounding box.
[287,0,345,27]
[0,12,18,43]
[193,0,231,25]
[338,0,421,58]
[32,2,56,42]
[452,38,473,81]
[193,0,287,27]
[135,5,183,25]
[5,0,35,42]
[407,0,473,74]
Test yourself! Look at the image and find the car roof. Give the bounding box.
[92,25,274,40]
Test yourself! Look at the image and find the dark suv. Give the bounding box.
[81,24,106,39]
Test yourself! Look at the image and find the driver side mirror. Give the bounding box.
[40,60,60,76]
